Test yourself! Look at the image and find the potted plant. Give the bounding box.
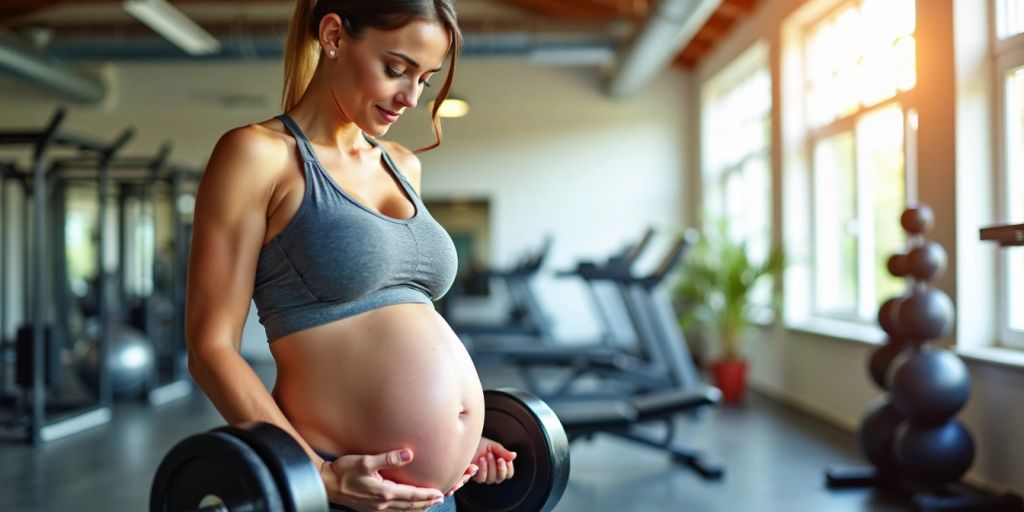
[673,221,785,404]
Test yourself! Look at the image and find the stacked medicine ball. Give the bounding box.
[860,204,974,487]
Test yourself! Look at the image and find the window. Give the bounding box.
[701,42,773,310]
[701,41,772,262]
[786,0,916,325]
[997,0,1024,39]
[996,0,1024,347]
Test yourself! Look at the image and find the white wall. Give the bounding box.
[0,57,690,358]
[392,60,691,341]
[694,0,1024,495]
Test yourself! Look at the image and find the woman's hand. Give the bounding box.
[319,448,445,512]
[443,463,479,497]
[470,436,517,485]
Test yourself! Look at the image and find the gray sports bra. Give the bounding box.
[251,114,458,342]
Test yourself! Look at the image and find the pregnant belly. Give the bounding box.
[271,304,485,492]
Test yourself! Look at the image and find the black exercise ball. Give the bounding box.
[858,396,905,473]
[868,340,909,389]
[877,296,906,337]
[906,241,947,282]
[897,288,954,340]
[79,324,155,399]
[894,420,974,487]
[889,346,970,424]
[901,204,935,234]
[887,254,909,278]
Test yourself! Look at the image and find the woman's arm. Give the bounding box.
[184,125,306,448]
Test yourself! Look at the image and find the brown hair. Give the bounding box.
[282,0,462,152]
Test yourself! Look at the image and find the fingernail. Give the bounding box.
[488,452,494,459]
[399,449,412,462]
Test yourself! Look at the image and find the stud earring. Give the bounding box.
[329,50,336,58]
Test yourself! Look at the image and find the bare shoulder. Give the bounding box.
[201,121,292,197]
[212,121,291,172]
[379,140,423,192]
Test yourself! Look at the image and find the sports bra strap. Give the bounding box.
[277,114,317,163]
[361,134,417,195]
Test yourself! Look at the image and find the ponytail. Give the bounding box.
[282,0,320,112]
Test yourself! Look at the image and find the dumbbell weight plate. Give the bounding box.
[456,388,570,512]
[216,422,328,512]
[150,430,284,512]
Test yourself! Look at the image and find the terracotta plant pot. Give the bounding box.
[711,359,749,404]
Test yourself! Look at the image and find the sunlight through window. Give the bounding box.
[703,44,772,258]
[1007,66,1024,332]
[998,0,1024,39]
[805,0,916,129]
[813,132,858,316]
[799,0,914,322]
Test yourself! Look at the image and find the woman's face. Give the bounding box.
[332,19,451,137]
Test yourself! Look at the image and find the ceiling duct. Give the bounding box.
[0,29,105,104]
[606,0,721,98]
[44,30,617,64]
[464,32,616,65]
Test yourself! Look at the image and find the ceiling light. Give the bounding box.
[123,0,221,56]
[433,96,469,118]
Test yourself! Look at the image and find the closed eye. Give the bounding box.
[385,65,430,87]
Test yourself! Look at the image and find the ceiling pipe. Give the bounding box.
[0,29,105,104]
[605,0,721,98]
[44,31,617,64]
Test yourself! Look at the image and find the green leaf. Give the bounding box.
[672,218,787,361]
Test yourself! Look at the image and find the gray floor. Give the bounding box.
[0,360,909,512]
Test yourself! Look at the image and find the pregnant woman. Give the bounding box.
[184,2,514,511]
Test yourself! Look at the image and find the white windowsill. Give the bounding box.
[956,345,1024,370]
[787,317,1024,371]
[785,316,887,345]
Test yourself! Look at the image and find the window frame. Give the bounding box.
[797,0,916,325]
[994,0,1024,348]
[699,41,775,312]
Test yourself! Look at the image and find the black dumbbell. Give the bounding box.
[457,388,570,512]
[151,388,570,512]
[150,421,327,512]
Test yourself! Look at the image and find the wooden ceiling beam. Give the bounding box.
[6,18,615,39]
[0,0,292,23]
[0,0,65,19]
[0,4,63,24]
[1,0,288,14]
[495,0,644,20]
[719,0,759,18]
[690,14,735,42]
[671,0,761,69]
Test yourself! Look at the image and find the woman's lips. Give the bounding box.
[377,106,399,124]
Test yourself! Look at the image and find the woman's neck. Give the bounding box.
[287,67,371,153]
